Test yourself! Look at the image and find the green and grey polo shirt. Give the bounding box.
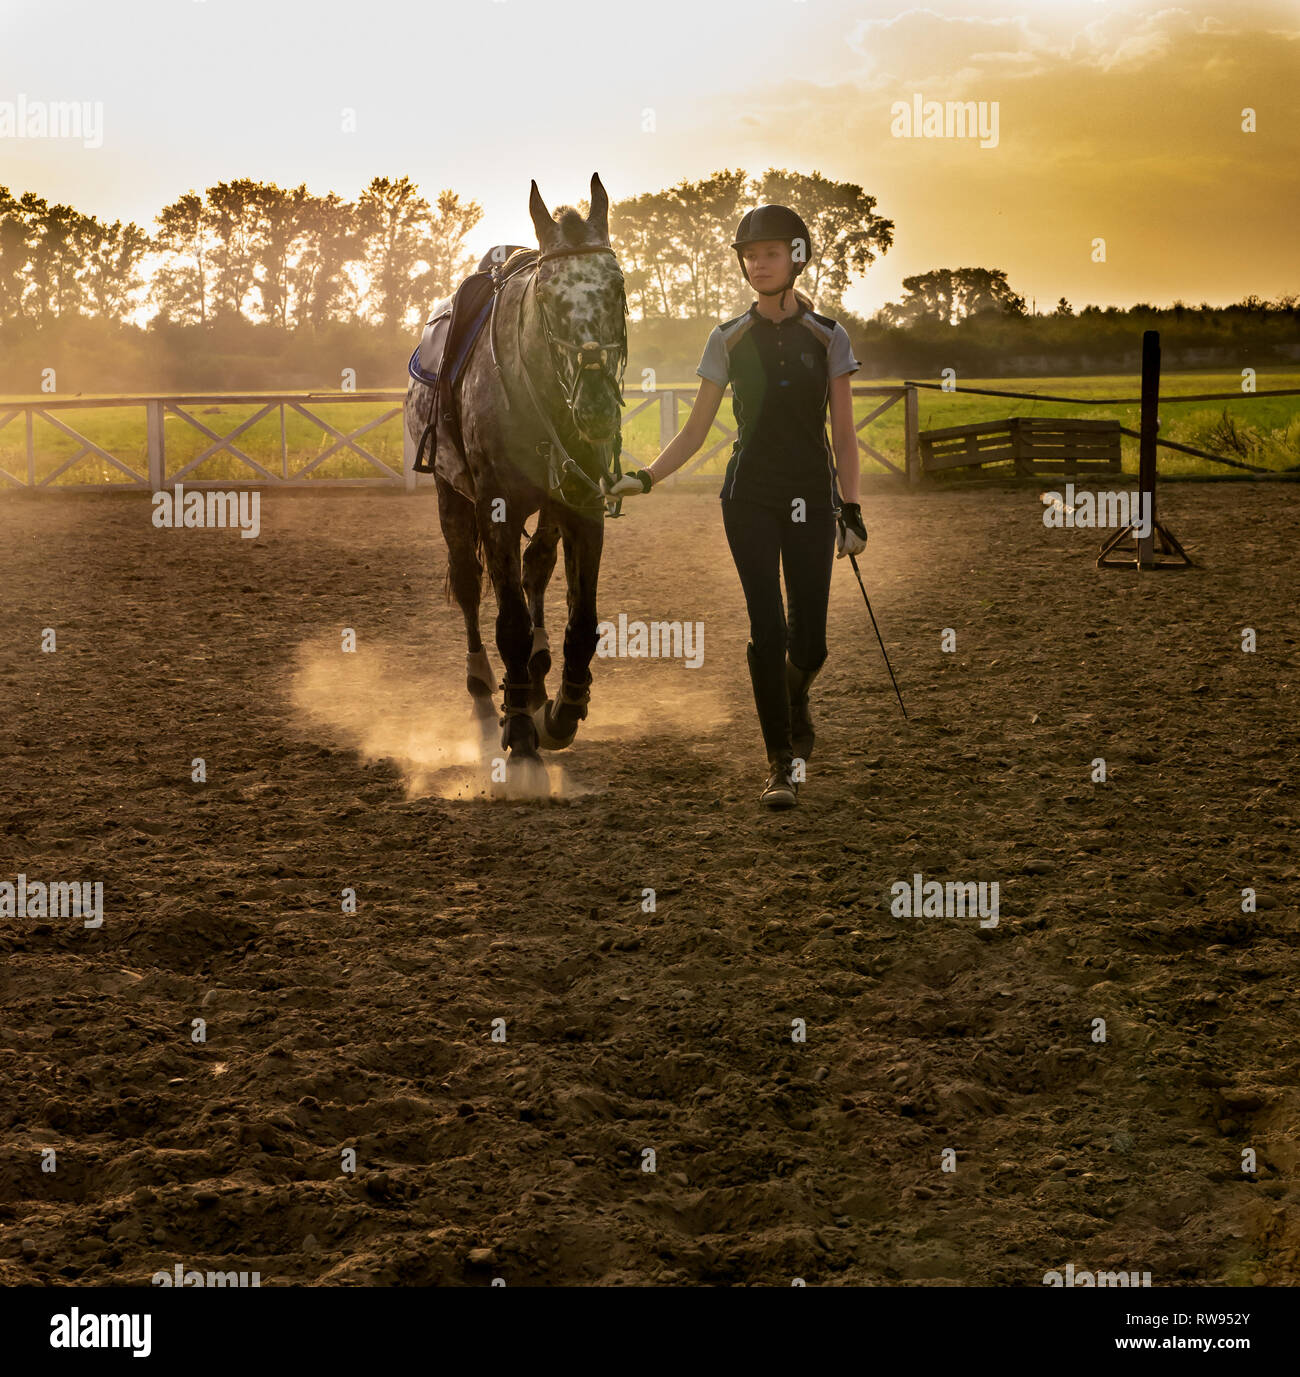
[696,299,860,510]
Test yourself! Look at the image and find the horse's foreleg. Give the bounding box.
[521,515,561,712]
[436,472,496,737]
[479,499,542,763]
[533,511,602,750]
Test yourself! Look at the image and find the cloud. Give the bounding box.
[683,7,1298,314]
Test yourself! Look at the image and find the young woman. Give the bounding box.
[605,204,869,809]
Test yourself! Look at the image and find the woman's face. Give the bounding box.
[741,240,794,291]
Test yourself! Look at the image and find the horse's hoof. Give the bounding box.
[506,750,550,799]
[532,698,579,750]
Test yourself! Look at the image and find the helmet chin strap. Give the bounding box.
[757,280,795,309]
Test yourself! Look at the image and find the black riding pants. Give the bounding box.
[721,496,835,759]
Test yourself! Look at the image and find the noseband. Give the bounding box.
[488,242,628,515]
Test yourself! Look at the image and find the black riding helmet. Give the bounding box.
[732,204,812,308]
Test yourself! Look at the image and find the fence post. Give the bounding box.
[659,390,678,484]
[26,407,34,486]
[402,410,416,493]
[146,400,165,489]
[904,385,920,485]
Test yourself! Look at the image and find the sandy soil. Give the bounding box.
[1,480,1297,1286]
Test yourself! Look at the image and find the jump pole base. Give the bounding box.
[1096,518,1192,570]
[1097,330,1193,571]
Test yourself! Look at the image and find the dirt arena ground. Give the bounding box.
[1,481,1297,1286]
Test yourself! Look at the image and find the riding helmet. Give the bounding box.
[731,205,812,298]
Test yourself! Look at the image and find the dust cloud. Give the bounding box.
[288,640,732,803]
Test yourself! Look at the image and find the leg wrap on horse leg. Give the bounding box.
[527,626,551,711]
[532,673,591,751]
[466,647,496,727]
[499,677,540,754]
[467,647,494,697]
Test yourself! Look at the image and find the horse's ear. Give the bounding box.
[529,180,555,246]
[588,173,609,240]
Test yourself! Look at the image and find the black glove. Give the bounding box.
[602,468,653,498]
[836,502,868,558]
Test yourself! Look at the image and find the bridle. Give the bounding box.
[488,242,629,516]
[535,244,628,409]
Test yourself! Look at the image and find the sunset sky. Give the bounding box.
[1,0,1296,318]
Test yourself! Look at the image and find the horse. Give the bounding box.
[404,174,628,790]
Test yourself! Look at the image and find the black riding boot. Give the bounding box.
[785,653,826,763]
[746,641,797,809]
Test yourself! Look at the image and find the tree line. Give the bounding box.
[0,176,483,331]
[0,169,895,331]
[877,270,1298,326]
[1,167,1294,347]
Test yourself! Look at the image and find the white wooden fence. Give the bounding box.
[0,385,920,493]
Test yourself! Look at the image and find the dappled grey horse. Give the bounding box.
[404,174,628,786]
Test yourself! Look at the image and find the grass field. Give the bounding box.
[2,372,1297,487]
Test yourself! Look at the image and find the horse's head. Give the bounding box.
[529,173,627,445]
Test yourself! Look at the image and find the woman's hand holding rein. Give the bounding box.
[602,468,655,497]
[599,378,726,500]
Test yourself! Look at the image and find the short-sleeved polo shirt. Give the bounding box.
[696,299,859,510]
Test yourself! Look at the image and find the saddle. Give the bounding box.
[409,245,538,474]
